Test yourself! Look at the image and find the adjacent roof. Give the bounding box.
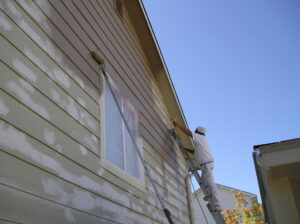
[217,184,257,197]
[254,138,300,151]
[193,183,257,197]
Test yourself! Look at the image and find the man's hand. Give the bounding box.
[171,118,178,127]
[170,119,192,137]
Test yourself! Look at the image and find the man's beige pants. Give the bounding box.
[200,162,222,211]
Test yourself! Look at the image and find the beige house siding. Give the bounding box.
[192,185,257,224]
[0,1,191,223]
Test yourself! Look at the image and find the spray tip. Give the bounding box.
[91,51,104,65]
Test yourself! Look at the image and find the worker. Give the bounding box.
[172,120,222,211]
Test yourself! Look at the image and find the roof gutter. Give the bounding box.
[252,150,270,223]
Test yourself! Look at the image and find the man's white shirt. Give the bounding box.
[192,133,214,166]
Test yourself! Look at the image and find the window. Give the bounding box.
[104,81,141,179]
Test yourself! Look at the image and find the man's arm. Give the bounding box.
[172,120,193,137]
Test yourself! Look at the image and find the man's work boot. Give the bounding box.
[215,206,223,212]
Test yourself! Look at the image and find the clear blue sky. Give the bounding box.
[142,0,300,199]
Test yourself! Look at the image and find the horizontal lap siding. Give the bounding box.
[0,0,190,223]
[0,91,187,223]
[0,121,164,224]
[0,61,99,154]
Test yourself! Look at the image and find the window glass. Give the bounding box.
[105,84,124,170]
[105,82,140,179]
[124,99,140,178]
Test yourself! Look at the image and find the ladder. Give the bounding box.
[169,129,226,224]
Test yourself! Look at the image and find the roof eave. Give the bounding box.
[124,0,193,148]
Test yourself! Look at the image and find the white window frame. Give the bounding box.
[100,75,145,191]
